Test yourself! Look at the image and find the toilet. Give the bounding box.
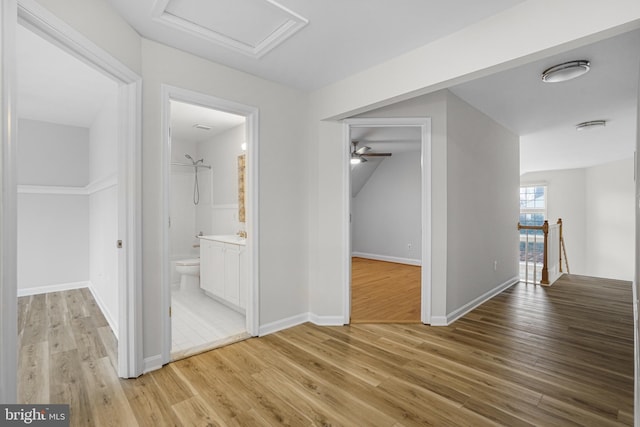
[175,258,200,291]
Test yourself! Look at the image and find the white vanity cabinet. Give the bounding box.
[199,235,246,312]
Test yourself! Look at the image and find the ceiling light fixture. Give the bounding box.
[193,124,212,131]
[351,157,366,164]
[541,60,590,83]
[576,120,606,131]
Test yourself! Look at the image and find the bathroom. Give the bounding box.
[169,100,249,360]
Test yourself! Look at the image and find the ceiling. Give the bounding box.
[16,3,639,175]
[16,24,116,128]
[350,127,421,154]
[170,101,245,143]
[350,126,421,197]
[450,28,640,174]
[106,0,525,90]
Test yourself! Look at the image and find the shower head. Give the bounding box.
[185,153,194,163]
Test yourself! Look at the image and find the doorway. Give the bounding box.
[2,0,143,386]
[161,86,259,364]
[343,118,431,324]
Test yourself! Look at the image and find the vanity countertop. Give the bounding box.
[198,234,246,246]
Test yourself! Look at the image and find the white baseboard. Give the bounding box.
[143,355,163,374]
[259,312,347,336]
[352,252,421,266]
[258,313,309,336]
[87,283,119,340]
[17,280,89,297]
[443,276,519,325]
[430,316,448,326]
[308,314,345,326]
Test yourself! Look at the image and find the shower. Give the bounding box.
[172,153,212,205]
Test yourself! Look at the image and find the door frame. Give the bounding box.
[1,0,143,386]
[342,117,432,324]
[160,85,260,365]
[0,0,18,403]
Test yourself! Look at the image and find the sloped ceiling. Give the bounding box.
[106,0,525,90]
[350,126,421,197]
[16,25,117,128]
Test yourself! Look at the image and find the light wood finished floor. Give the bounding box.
[18,288,120,425]
[351,257,421,323]
[19,274,633,426]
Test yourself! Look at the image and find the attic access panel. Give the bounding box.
[152,0,308,58]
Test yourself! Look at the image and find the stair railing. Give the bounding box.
[517,218,567,286]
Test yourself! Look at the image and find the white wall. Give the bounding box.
[169,138,198,285]
[196,124,245,236]
[585,157,635,280]
[445,92,520,313]
[88,92,119,334]
[352,151,422,263]
[170,138,198,261]
[18,193,89,290]
[142,38,309,360]
[520,157,635,281]
[17,119,89,185]
[309,89,520,321]
[520,168,587,275]
[345,91,449,318]
[17,119,90,292]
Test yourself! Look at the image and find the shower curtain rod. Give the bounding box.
[171,162,212,169]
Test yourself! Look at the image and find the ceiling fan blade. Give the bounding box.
[355,146,371,155]
[362,152,392,157]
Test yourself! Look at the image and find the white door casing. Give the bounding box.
[160,84,260,365]
[2,0,143,381]
[342,117,432,324]
[0,0,18,404]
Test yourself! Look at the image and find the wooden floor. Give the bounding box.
[18,288,120,425]
[18,274,634,426]
[351,257,421,323]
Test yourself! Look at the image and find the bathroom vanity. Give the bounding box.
[198,235,247,313]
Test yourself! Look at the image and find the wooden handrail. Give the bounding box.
[517,220,549,284]
[518,218,568,285]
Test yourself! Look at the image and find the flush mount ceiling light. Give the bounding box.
[193,124,212,131]
[541,60,590,83]
[576,120,606,131]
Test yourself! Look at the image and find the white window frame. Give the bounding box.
[519,184,547,225]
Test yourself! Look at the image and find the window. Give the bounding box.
[519,185,546,230]
[519,185,547,281]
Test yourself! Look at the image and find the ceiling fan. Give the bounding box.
[351,140,392,164]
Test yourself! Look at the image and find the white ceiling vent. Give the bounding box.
[151,0,308,58]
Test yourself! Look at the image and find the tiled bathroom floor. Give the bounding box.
[171,286,249,360]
